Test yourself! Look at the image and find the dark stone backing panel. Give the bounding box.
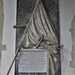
[15,0,60,75]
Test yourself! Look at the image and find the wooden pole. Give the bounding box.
[13,23,27,28]
[6,0,41,73]
[6,46,20,75]
[34,35,44,48]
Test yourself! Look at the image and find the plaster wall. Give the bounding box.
[0,0,16,75]
[59,0,75,75]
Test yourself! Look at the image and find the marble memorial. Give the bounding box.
[18,49,47,73]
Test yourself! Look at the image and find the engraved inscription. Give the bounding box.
[18,49,47,73]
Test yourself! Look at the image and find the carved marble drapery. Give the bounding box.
[19,0,59,75]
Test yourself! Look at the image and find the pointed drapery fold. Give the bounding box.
[19,0,59,75]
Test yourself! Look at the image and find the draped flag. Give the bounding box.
[19,0,59,75]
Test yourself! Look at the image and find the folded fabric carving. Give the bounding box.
[19,0,59,75]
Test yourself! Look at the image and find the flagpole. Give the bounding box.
[6,46,20,75]
[6,0,42,75]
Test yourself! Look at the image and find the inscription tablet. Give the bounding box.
[18,49,47,73]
